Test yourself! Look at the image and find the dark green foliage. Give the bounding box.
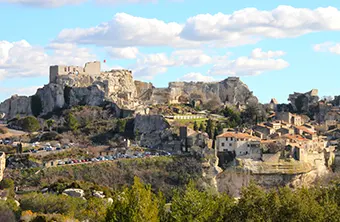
[64,113,79,132]
[17,116,40,132]
[193,121,198,131]
[106,177,160,222]
[198,122,204,131]
[115,118,127,133]
[295,94,305,114]
[31,95,43,117]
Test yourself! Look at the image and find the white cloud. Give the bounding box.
[171,50,212,67]
[55,6,340,48]
[313,42,340,54]
[251,48,286,59]
[0,40,97,79]
[179,72,215,82]
[106,47,139,59]
[56,13,197,48]
[0,0,86,7]
[181,6,340,42]
[208,49,289,76]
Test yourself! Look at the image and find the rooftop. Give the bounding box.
[217,132,259,140]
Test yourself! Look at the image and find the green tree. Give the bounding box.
[45,119,55,132]
[19,116,40,132]
[193,121,198,131]
[205,119,214,139]
[199,122,204,132]
[170,181,220,222]
[65,113,79,132]
[105,177,161,222]
[115,119,127,133]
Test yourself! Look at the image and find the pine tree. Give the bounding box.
[193,121,198,131]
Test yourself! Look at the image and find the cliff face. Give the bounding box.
[0,95,32,119]
[288,89,319,113]
[0,68,259,119]
[141,77,258,106]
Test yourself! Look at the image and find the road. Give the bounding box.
[0,124,27,139]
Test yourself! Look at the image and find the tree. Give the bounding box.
[205,119,214,139]
[18,116,40,132]
[115,119,127,133]
[193,121,198,131]
[65,113,79,132]
[105,177,161,222]
[45,119,55,132]
[199,122,204,132]
[170,181,221,221]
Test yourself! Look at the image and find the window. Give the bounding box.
[247,144,250,147]
[221,143,225,147]
[229,143,232,146]
[231,138,234,141]
[64,67,67,72]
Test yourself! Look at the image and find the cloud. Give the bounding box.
[130,50,214,79]
[208,49,289,76]
[181,6,340,42]
[0,40,97,79]
[106,47,139,59]
[55,6,340,48]
[179,72,215,82]
[56,13,197,48]
[251,48,286,59]
[313,42,340,54]
[0,0,86,7]
[171,50,212,67]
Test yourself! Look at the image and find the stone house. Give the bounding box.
[276,112,304,126]
[216,131,262,160]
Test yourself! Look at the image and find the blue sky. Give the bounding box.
[0,0,339,104]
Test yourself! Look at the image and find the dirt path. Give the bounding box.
[0,124,27,139]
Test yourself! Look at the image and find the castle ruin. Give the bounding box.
[49,61,101,83]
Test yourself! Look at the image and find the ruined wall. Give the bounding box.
[49,61,101,84]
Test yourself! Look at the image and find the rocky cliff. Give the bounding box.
[288,89,319,113]
[0,64,259,119]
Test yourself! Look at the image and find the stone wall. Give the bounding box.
[0,152,5,182]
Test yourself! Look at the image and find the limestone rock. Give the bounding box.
[93,190,105,198]
[62,188,85,198]
[288,89,319,113]
[134,115,173,149]
[36,84,65,114]
[0,95,32,119]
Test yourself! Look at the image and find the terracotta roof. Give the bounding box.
[294,126,316,135]
[217,132,258,140]
[283,134,309,142]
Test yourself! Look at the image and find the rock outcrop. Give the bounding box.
[0,95,32,119]
[0,62,259,119]
[133,115,175,149]
[288,89,319,113]
[62,188,85,198]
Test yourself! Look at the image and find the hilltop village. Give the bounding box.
[0,61,339,219]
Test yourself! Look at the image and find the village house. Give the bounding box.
[276,112,304,126]
[216,131,262,160]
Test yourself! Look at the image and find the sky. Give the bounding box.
[0,0,339,104]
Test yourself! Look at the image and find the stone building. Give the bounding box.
[216,131,261,160]
[276,112,304,126]
[49,61,101,83]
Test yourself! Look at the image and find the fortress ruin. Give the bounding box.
[49,61,101,83]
